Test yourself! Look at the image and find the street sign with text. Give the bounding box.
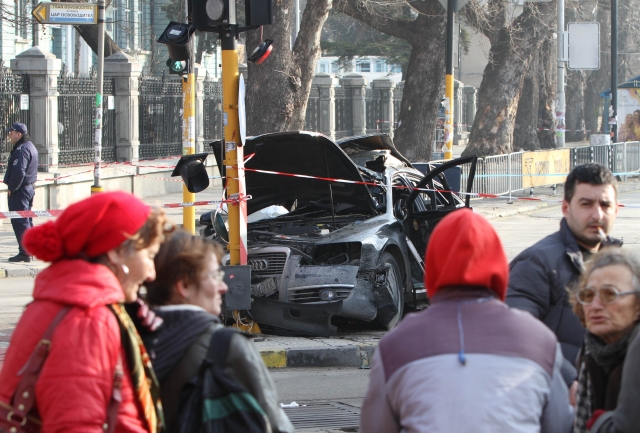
[32,2,98,25]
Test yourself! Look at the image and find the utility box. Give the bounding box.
[223,265,252,312]
[590,134,611,146]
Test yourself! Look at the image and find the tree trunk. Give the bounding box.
[565,69,585,141]
[537,37,556,149]
[393,16,446,161]
[513,49,540,151]
[245,0,332,135]
[462,2,555,157]
[584,6,611,135]
[334,0,445,160]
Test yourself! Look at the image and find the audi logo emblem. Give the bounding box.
[249,259,269,272]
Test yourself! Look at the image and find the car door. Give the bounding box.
[405,156,478,260]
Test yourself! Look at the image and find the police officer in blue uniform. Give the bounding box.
[3,122,38,262]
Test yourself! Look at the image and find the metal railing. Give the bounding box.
[304,86,320,132]
[365,88,382,133]
[334,87,352,139]
[138,73,183,160]
[57,67,116,165]
[0,62,29,172]
[456,143,640,197]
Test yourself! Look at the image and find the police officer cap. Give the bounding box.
[7,122,27,135]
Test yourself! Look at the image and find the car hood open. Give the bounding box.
[336,134,413,169]
[212,132,377,216]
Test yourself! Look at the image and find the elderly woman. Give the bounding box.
[571,248,640,433]
[0,191,171,433]
[141,230,293,433]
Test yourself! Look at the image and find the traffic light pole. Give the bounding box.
[91,0,105,194]
[221,26,247,266]
[182,0,196,234]
[443,0,455,161]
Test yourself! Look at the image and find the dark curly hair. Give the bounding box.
[564,163,617,203]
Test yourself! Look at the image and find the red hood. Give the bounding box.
[425,208,508,300]
[33,260,125,307]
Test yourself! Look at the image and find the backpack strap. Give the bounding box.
[204,328,238,370]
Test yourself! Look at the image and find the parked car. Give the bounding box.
[203,132,477,336]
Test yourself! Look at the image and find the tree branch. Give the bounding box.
[333,0,417,41]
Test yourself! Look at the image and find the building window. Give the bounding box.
[14,0,29,39]
[331,62,339,73]
[390,64,401,73]
[356,60,370,73]
[375,61,387,73]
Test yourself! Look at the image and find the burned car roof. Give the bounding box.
[222,132,378,216]
[336,134,413,170]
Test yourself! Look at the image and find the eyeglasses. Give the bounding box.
[211,271,225,283]
[577,286,638,305]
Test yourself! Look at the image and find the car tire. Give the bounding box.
[378,252,405,330]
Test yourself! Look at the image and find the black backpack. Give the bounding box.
[175,328,270,433]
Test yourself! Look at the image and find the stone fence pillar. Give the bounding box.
[340,74,368,136]
[372,78,396,138]
[104,52,141,162]
[312,73,339,139]
[194,63,206,153]
[462,85,477,131]
[11,46,61,171]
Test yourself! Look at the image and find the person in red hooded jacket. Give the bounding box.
[360,208,574,433]
[0,191,172,433]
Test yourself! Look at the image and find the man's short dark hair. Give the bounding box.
[564,163,617,202]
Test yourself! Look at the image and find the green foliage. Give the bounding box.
[320,16,411,78]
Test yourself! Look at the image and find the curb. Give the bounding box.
[260,344,377,369]
[0,267,42,278]
[481,202,557,219]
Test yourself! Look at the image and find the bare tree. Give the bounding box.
[461,0,556,157]
[243,0,333,135]
[333,0,446,161]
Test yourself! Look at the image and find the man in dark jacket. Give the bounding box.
[507,163,619,386]
[3,122,38,262]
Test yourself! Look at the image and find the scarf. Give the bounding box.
[574,325,638,433]
[110,303,165,433]
[142,306,218,382]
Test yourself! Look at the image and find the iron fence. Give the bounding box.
[305,86,320,132]
[0,62,29,172]
[334,87,353,139]
[365,88,382,133]
[57,67,116,165]
[203,75,222,143]
[393,86,403,129]
[138,73,183,160]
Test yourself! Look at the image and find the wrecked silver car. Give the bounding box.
[208,132,477,336]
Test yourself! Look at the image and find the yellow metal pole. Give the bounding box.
[182,73,196,234]
[222,48,246,266]
[444,74,454,160]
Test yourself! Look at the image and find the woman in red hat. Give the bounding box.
[0,191,172,433]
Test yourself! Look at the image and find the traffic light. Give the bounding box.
[166,58,189,75]
[191,0,236,31]
[157,22,194,75]
[172,153,210,193]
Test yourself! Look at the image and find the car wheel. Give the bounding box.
[377,252,405,330]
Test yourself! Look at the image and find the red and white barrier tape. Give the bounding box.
[0,196,252,219]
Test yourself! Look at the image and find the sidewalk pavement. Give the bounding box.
[2,178,640,369]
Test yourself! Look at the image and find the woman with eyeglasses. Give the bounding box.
[569,248,640,433]
[139,229,293,433]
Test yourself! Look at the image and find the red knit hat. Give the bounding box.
[24,191,151,262]
[425,208,508,300]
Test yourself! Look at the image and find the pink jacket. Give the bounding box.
[0,260,149,433]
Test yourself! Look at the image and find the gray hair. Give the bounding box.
[570,248,640,326]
